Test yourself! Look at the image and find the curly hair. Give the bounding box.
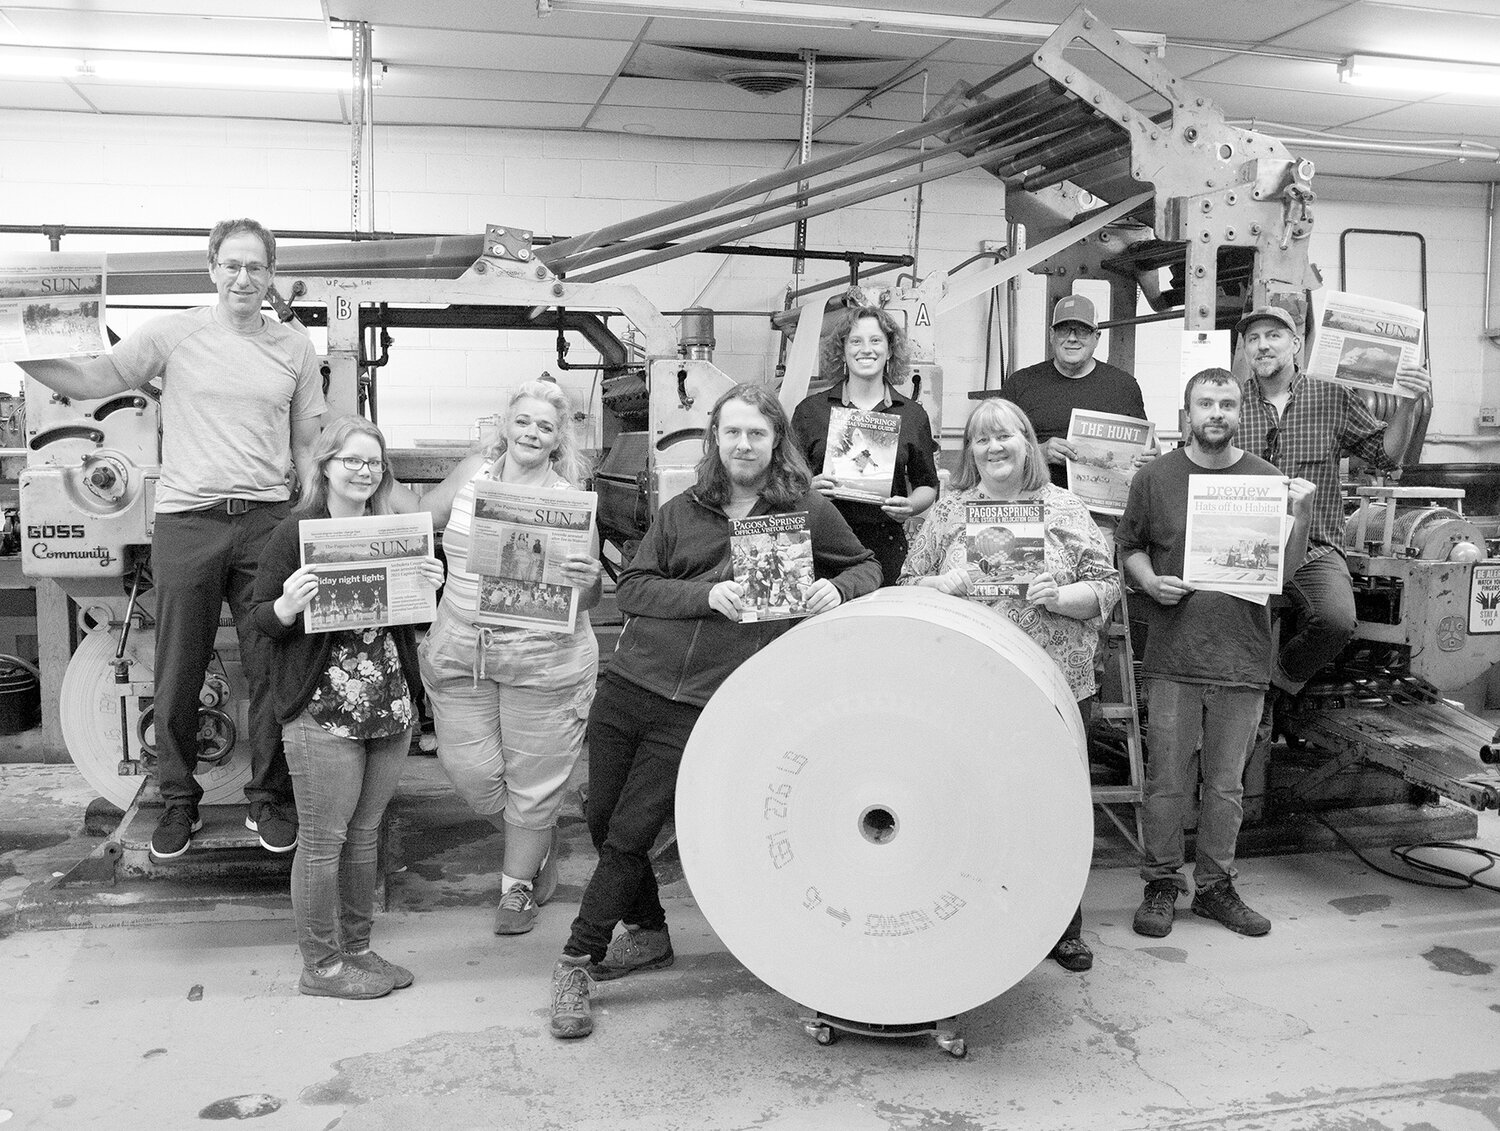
[952,398,1050,494]
[480,378,592,486]
[695,384,811,510]
[207,218,277,268]
[819,305,911,386]
[295,414,394,516]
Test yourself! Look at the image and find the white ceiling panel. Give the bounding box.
[373,27,634,74]
[992,0,1353,44]
[1266,4,1500,61]
[0,76,94,111]
[0,10,330,54]
[371,98,592,130]
[383,66,610,105]
[74,84,345,121]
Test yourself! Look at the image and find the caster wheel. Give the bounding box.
[804,1023,836,1046]
[937,1035,967,1058]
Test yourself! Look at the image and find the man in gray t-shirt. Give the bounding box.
[20,218,325,861]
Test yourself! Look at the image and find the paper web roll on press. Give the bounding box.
[675,587,1093,1024]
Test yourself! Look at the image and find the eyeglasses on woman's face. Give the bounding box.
[333,456,384,473]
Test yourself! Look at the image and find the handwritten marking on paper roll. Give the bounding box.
[825,906,851,926]
[764,781,792,820]
[767,830,794,869]
[803,886,822,910]
[778,750,808,774]
[933,892,967,920]
[865,909,935,937]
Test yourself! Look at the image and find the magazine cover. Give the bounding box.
[1064,409,1155,516]
[1182,475,1290,598]
[821,406,899,503]
[730,511,813,623]
[1307,291,1424,398]
[468,480,598,634]
[299,513,437,634]
[964,500,1044,599]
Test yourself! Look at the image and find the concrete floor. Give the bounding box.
[2,760,1499,1131]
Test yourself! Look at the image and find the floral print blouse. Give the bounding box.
[898,482,1120,700]
[306,626,415,741]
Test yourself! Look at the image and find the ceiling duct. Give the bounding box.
[623,42,898,93]
[720,69,803,97]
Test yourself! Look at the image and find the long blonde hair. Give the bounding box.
[481,379,590,486]
[952,398,1050,494]
[294,414,394,516]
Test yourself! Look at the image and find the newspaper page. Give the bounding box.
[1065,409,1155,516]
[1182,475,1290,601]
[468,480,598,634]
[1307,291,1424,398]
[0,254,109,362]
[822,405,899,503]
[730,511,813,623]
[299,513,436,634]
[964,500,1044,599]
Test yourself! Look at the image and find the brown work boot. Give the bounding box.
[549,954,594,1040]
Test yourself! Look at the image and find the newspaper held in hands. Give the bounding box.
[299,513,437,634]
[468,480,598,634]
[731,512,813,623]
[1182,475,1290,604]
[1065,409,1155,516]
[0,254,109,362]
[965,500,1044,599]
[822,405,899,503]
[1307,291,1424,398]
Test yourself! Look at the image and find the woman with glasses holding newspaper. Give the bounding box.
[251,414,445,1000]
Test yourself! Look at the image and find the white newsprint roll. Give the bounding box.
[676,586,1093,1025]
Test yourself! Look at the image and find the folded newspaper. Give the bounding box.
[1065,409,1155,516]
[0,254,110,363]
[1307,291,1424,398]
[299,513,436,634]
[468,480,598,634]
[1182,475,1290,605]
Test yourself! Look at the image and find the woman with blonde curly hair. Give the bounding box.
[416,378,603,937]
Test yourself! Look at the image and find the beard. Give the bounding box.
[1190,420,1235,453]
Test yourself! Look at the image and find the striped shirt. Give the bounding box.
[1236,370,1393,562]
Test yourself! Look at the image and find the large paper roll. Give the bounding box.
[676,587,1093,1024]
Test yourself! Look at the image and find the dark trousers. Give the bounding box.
[852,522,909,588]
[152,503,291,813]
[564,673,701,962]
[1278,552,1358,689]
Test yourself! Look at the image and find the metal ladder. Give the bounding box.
[1091,577,1146,852]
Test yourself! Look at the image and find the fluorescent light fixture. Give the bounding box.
[1338,54,1500,98]
[536,0,1166,50]
[0,52,384,91]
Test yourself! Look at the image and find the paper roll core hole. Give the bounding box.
[859,805,899,845]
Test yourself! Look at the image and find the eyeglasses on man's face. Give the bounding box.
[334,456,384,473]
[215,260,272,282]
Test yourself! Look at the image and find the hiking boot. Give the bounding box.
[299,960,395,1000]
[246,801,297,854]
[550,954,593,1040]
[533,828,560,907]
[493,883,538,935]
[150,807,202,861]
[1050,936,1093,972]
[590,924,674,982]
[1133,880,1181,938]
[1191,879,1271,937]
[345,949,413,990]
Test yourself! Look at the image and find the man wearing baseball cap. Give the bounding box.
[1005,294,1155,489]
[1233,304,1431,698]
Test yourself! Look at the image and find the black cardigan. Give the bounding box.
[249,508,424,725]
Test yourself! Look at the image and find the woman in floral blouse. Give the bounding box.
[899,396,1119,973]
[252,415,444,1001]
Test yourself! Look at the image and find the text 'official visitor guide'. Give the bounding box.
[821,406,899,503]
[730,511,813,623]
[0,254,110,363]
[468,480,598,634]
[1182,475,1291,604]
[298,513,437,634]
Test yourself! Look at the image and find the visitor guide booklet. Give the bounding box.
[730,511,813,623]
[821,406,899,503]
[964,500,1044,599]
[467,480,598,634]
[298,513,437,634]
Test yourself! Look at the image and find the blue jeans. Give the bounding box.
[564,674,700,963]
[1141,680,1265,893]
[1277,552,1357,690]
[283,712,410,970]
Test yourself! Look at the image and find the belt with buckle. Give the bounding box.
[223,498,272,515]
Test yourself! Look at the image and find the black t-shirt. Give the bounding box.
[1114,448,1280,689]
[1005,359,1148,487]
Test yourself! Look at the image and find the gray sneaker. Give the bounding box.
[550,955,594,1040]
[1133,880,1180,938]
[344,949,413,990]
[299,960,395,1000]
[493,883,538,935]
[1191,879,1271,936]
[590,924,674,982]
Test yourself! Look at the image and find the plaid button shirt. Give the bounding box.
[1237,370,1394,561]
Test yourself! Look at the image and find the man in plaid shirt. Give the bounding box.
[1233,306,1431,695]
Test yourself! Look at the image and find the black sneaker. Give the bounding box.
[246,801,297,854]
[1133,880,1180,938]
[1191,880,1271,936]
[1050,936,1093,972]
[150,807,202,860]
